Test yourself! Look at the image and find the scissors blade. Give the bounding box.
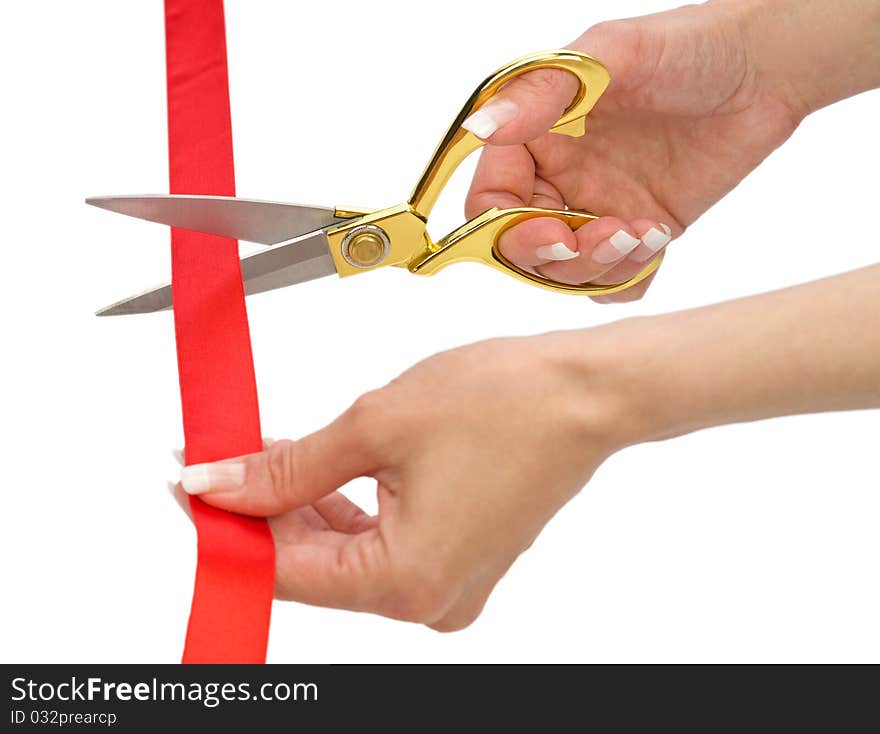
[85,194,346,245]
[96,229,336,316]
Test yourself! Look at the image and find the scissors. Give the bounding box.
[87,50,662,316]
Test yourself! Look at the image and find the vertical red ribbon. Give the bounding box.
[164,0,275,663]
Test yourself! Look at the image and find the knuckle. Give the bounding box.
[429,613,479,634]
[390,587,447,625]
[586,19,618,39]
[348,389,383,422]
[583,18,631,49]
[345,389,390,457]
[384,566,459,625]
[517,68,568,99]
[618,285,647,302]
[266,439,297,500]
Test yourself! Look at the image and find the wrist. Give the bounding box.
[731,0,880,117]
[550,313,731,454]
[540,319,685,454]
[566,265,880,455]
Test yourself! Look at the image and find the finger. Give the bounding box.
[312,492,378,534]
[591,270,657,304]
[527,177,567,210]
[172,437,275,467]
[536,217,671,287]
[461,66,580,145]
[465,144,534,218]
[588,220,672,286]
[501,216,638,285]
[596,219,672,283]
[168,473,373,559]
[169,473,384,620]
[274,529,393,612]
[466,145,568,227]
[167,475,336,536]
[459,15,660,148]
[167,481,192,520]
[570,21,653,96]
[428,577,495,633]
[176,412,382,517]
[167,473,336,537]
[496,216,578,273]
[272,486,431,618]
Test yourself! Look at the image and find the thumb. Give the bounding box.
[461,22,645,146]
[462,65,579,145]
[176,413,378,516]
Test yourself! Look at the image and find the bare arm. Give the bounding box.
[590,263,880,447]
[735,0,880,116]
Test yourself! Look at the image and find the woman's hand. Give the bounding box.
[464,1,809,302]
[172,331,634,631]
[172,264,880,631]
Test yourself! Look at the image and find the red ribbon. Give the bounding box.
[164,0,275,663]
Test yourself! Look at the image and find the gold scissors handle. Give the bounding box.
[87,50,663,315]
[409,49,610,219]
[403,49,663,295]
[409,207,662,295]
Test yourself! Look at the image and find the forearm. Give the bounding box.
[571,263,880,447]
[727,0,880,116]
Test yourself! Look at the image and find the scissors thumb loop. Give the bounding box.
[407,50,611,220]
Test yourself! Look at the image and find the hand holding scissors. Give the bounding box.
[87,50,663,315]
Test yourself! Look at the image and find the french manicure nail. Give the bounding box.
[591,229,641,264]
[642,225,672,252]
[172,448,184,466]
[462,99,519,139]
[631,224,672,262]
[536,242,579,261]
[167,481,177,496]
[179,462,245,495]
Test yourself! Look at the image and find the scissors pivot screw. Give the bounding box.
[341,225,390,268]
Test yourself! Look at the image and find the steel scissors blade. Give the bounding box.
[86,195,347,245]
[86,196,349,315]
[88,50,662,316]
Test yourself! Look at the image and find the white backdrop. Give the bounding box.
[1,0,877,663]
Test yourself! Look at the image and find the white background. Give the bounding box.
[1,0,878,663]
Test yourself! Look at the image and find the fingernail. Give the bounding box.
[536,242,579,261]
[179,462,245,495]
[262,437,275,449]
[631,224,672,262]
[462,99,519,139]
[172,448,184,466]
[166,481,177,496]
[592,229,641,264]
